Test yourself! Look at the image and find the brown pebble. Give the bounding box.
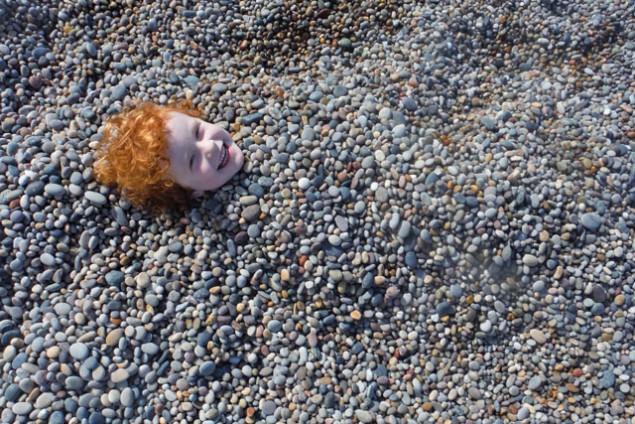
[529,328,547,344]
[280,269,290,282]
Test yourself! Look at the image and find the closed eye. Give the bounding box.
[189,153,195,171]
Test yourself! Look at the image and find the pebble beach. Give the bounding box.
[1,0,635,423]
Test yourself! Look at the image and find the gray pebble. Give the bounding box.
[242,204,260,222]
[69,343,89,361]
[120,387,134,407]
[212,83,228,94]
[12,402,32,415]
[522,254,540,267]
[85,42,97,57]
[261,400,276,416]
[111,369,129,384]
[517,407,530,420]
[242,112,264,125]
[84,191,107,205]
[355,410,373,423]
[528,375,542,390]
[199,361,216,376]
[110,84,127,101]
[44,183,65,197]
[581,212,601,231]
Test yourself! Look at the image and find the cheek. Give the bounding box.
[194,165,221,186]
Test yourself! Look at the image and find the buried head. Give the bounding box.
[165,111,244,192]
[93,101,244,210]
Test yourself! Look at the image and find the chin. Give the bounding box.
[232,144,245,168]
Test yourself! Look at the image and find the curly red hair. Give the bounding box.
[93,100,202,211]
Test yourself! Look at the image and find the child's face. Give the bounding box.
[166,112,244,192]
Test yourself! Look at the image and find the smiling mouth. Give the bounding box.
[218,144,230,170]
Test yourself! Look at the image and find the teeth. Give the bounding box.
[219,146,228,169]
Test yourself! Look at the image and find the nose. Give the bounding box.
[199,139,221,159]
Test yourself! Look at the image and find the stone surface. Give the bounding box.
[0,2,633,423]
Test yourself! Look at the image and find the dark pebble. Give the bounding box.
[401,97,417,111]
[591,284,607,303]
[405,251,418,268]
[5,383,20,402]
[199,361,216,376]
[436,302,455,317]
[241,113,264,125]
[89,411,104,424]
[105,271,125,286]
[480,117,496,131]
[49,411,65,424]
[85,42,97,57]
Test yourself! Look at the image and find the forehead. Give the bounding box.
[165,112,196,164]
[165,111,194,134]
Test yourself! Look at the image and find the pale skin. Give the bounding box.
[165,112,244,193]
